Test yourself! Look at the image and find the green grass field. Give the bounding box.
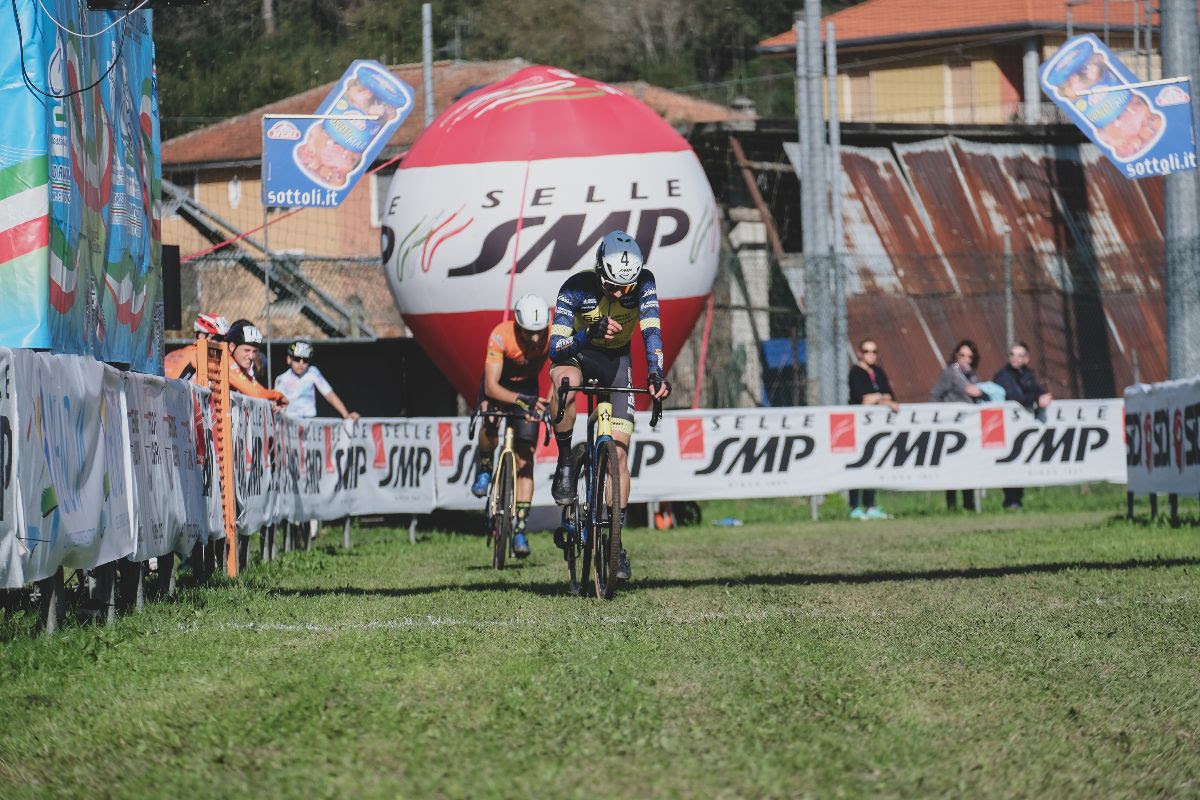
[2,487,1198,798]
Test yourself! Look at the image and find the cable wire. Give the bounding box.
[10,0,132,99]
[35,0,149,38]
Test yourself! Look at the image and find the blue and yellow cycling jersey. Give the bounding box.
[549,270,664,375]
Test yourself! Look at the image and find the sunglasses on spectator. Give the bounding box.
[860,347,877,354]
[290,356,308,363]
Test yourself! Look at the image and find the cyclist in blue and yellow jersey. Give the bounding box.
[472,293,552,557]
[547,230,672,582]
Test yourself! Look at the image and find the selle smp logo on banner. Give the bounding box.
[262,60,415,208]
[1040,34,1198,180]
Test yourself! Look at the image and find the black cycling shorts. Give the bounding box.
[482,378,540,445]
[556,348,634,435]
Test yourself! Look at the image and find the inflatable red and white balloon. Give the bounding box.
[382,65,719,400]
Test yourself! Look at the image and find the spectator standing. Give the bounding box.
[274,341,360,422]
[992,341,1052,510]
[930,339,983,511]
[847,338,899,520]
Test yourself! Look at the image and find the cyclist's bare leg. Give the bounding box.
[613,431,632,507]
[514,441,535,503]
[549,364,582,503]
[549,364,582,433]
[476,399,498,468]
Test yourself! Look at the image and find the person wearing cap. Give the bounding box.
[226,319,288,407]
[471,293,551,558]
[274,340,359,421]
[165,313,230,382]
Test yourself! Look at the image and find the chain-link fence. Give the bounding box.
[667,235,1193,411]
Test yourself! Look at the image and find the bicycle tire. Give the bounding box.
[592,439,622,600]
[568,442,590,596]
[492,451,515,570]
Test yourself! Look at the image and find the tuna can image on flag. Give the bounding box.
[262,60,415,208]
[381,65,720,400]
[1040,34,1198,179]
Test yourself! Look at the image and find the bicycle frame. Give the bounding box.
[554,377,662,595]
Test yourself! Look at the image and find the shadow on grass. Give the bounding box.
[268,556,1200,600]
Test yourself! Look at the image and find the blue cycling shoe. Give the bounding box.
[471,471,491,498]
[512,532,530,557]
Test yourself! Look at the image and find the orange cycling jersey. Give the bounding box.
[485,319,549,388]
[230,362,287,403]
[164,343,199,381]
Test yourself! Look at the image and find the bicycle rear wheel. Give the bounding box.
[591,439,622,600]
[492,451,515,570]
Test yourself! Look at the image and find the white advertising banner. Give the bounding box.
[9,351,114,584]
[126,374,216,559]
[231,394,276,535]
[0,348,19,587]
[191,386,225,541]
[626,401,1124,501]
[96,367,136,567]
[1124,378,1200,496]
[432,401,1123,511]
[272,416,438,525]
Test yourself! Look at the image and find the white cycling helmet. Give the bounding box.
[595,230,643,286]
[513,293,550,332]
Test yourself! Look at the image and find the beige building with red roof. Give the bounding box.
[160,59,749,340]
[758,0,1165,126]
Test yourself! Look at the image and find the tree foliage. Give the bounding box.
[154,0,866,139]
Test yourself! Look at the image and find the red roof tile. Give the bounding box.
[759,0,1159,50]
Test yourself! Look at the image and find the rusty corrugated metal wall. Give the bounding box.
[833,135,1164,402]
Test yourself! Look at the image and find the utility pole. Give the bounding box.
[422,3,435,127]
[795,14,819,405]
[805,0,834,405]
[1161,0,1200,378]
[1003,227,1014,348]
[827,21,847,403]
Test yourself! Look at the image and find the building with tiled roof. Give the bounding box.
[160,59,748,343]
[758,0,1165,126]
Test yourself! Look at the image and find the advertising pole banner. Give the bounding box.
[1124,378,1200,496]
[0,349,20,587]
[0,0,163,371]
[1040,34,1197,180]
[262,61,415,208]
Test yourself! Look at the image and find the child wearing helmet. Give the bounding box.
[545,230,672,583]
[471,293,552,558]
[273,340,359,421]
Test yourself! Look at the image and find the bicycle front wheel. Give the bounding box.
[591,440,623,600]
[568,442,590,596]
[492,451,515,570]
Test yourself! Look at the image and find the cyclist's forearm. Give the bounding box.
[549,326,588,362]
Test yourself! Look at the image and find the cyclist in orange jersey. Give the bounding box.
[471,293,551,557]
[165,313,230,381]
